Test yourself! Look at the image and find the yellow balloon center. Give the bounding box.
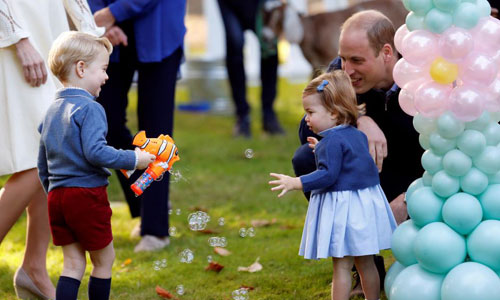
[430,57,458,85]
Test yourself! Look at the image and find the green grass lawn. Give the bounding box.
[0,79,393,299]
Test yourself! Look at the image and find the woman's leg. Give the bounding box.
[332,256,354,300]
[354,255,380,300]
[0,169,55,297]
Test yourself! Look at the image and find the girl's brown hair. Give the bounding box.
[302,70,359,126]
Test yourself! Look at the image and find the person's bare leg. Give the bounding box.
[354,255,380,300]
[0,169,55,298]
[332,256,354,300]
[89,242,115,279]
[23,177,55,298]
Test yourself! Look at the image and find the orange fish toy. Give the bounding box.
[121,131,180,196]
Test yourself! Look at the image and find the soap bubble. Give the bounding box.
[188,211,210,231]
[179,249,194,263]
[232,288,249,300]
[176,285,184,295]
[239,228,247,237]
[245,149,254,159]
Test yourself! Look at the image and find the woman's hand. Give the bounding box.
[269,173,302,197]
[15,38,47,87]
[94,7,116,30]
[104,26,128,46]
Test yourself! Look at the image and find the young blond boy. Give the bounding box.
[38,31,154,300]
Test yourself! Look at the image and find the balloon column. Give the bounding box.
[387,1,500,300]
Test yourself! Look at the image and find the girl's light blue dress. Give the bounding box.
[299,185,396,259]
[298,126,397,259]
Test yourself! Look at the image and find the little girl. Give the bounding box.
[269,70,396,300]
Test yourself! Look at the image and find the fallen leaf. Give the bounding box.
[155,285,178,299]
[251,218,277,227]
[214,247,231,256]
[237,257,263,273]
[205,261,224,272]
[189,206,208,212]
[280,224,296,230]
[239,285,255,291]
[198,228,219,234]
[121,258,132,267]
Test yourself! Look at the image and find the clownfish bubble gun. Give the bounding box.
[120,131,180,196]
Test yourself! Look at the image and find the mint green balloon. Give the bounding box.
[419,134,431,150]
[389,264,444,300]
[384,262,406,294]
[402,0,411,11]
[406,11,426,31]
[473,146,500,174]
[425,8,453,33]
[414,222,466,274]
[437,112,465,139]
[465,111,490,130]
[457,130,486,157]
[422,150,443,174]
[441,262,500,300]
[478,184,500,220]
[482,122,500,145]
[391,220,420,266]
[488,171,500,184]
[429,132,456,155]
[467,220,500,271]
[407,187,444,226]
[442,149,472,176]
[433,0,461,12]
[406,178,424,200]
[490,111,500,122]
[442,193,483,235]
[432,170,460,197]
[414,113,437,135]
[453,2,480,29]
[460,167,488,195]
[409,0,434,15]
[476,0,492,17]
[422,171,434,186]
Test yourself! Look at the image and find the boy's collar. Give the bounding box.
[56,87,96,100]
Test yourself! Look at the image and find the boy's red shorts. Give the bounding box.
[48,186,112,251]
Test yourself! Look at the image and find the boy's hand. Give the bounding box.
[269,173,302,197]
[135,148,155,169]
[307,136,319,151]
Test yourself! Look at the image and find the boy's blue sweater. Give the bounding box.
[37,88,136,193]
[300,125,380,193]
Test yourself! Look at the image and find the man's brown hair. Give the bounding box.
[341,10,396,57]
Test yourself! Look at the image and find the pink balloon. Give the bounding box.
[401,30,439,66]
[459,51,498,86]
[414,81,452,118]
[439,27,474,63]
[484,77,500,112]
[393,58,426,88]
[471,16,500,56]
[449,85,485,121]
[394,24,410,55]
[398,79,428,116]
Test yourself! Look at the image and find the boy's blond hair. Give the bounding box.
[48,31,112,82]
[303,70,359,126]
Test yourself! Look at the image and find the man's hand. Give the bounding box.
[492,7,498,19]
[94,7,116,30]
[15,38,47,87]
[269,173,302,197]
[390,193,408,225]
[104,26,128,46]
[357,116,387,172]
